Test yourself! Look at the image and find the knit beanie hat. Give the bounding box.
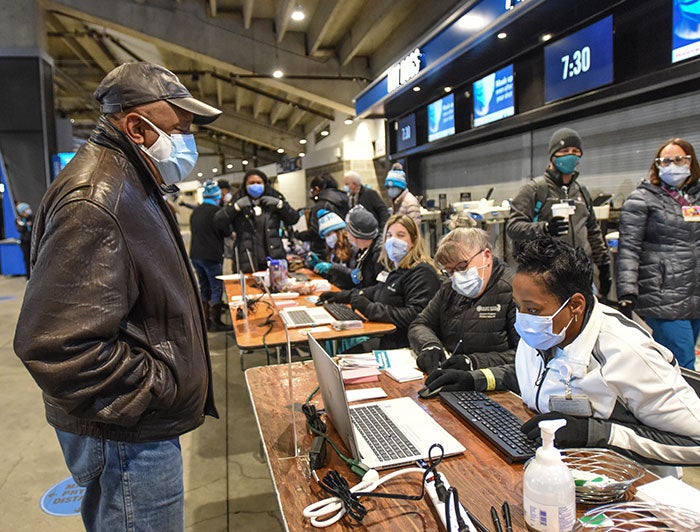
[16,202,31,216]
[202,180,221,198]
[317,209,346,237]
[384,168,407,190]
[345,206,379,239]
[548,127,583,159]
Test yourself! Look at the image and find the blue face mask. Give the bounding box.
[514,297,574,351]
[451,265,484,298]
[658,164,690,188]
[553,154,581,175]
[387,187,402,199]
[343,185,351,193]
[139,115,198,185]
[247,183,265,198]
[384,237,409,264]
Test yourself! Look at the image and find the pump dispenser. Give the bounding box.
[523,418,576,531]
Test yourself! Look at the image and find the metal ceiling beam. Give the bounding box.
[45,12,93,68]
[242,0,254,29]
[252,94,263,119]
[275,0,295,43]
[287,107,305,130]
[57,15,116,73]
[269,101,287,125]
[307,0,341,56]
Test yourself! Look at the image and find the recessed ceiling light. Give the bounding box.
[226,163,233,169]
[320,130,329,136]
[456,13,487,31]
[277,148,285,154]
[299,152,306,157]
[272,69,284,78]
[212,168,218,173]
[444,86,452,93]
[497,32,507,39]
[291,7,305,21]
[241,159,249,166]
[197,172,203,177]
[299,138,307,144]
[344,117,354,125]
[412,86,421,92]
[541,33,553,42]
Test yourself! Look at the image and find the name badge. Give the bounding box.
[376,271,389,283]
[549,395,593,417]
[682,205,700,222]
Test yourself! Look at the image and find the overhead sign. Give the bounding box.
[387,48,423,94]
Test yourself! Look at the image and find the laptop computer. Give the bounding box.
[279,306,336,328]
[308,336,465,470]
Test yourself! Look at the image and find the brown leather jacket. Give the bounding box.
[14,117,217,442]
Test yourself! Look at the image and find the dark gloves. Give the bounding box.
[234,196,252,211]
[521,412,589,448]
[424,369,475,393]
[617,295,637,319]
[598,263,612,299]
[350,290,371,315]
[441,353,474,372]
[416,345,446,373]
[259,195,283,210]
[318,290,351,304]
[546,216,569,237]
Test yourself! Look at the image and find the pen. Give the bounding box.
[438,339,463,370]
[501,501,513,532]
[466,509,491,532]
[491,506,503,532]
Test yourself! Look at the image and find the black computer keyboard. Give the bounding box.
[439,391,537,462]
[323,302,366,322]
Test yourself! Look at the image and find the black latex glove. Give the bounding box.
[416,346,445,373]
[259,196,282,210]
[598,263,612,298]
[521,411,589,448]
[441,353,474,372]
[318,290,351,304]
[617,295,637,319]
[546,216,569,237]
[424,369,475,393]
[234,196,252,211]
[350,291,371,315]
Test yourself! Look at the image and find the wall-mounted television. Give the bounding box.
[672,0,700,63]
[544,16,614,103]
[472,64,515,128]
[396,113,417,151]
[427,93,455,142]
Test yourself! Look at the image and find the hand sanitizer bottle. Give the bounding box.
[522,418,576,531]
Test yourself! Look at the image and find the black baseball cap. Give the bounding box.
[94,62,222,125]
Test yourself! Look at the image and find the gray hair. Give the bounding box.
[344,171,362,185]
[435,228,491,266]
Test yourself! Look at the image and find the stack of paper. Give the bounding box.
[635,476,700,513]
[341,367,381,384]
[384,366,423,383]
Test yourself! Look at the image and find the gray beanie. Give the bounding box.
[548,128,583,159]
[345,206,379,239]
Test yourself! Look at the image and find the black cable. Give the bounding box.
[317,470,367,524]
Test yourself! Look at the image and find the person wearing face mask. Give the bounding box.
[410,228,518,375]
[215,168,299,272]
[384,163,422,227]
[344,170,389,229]
[13,62,222,530]
[424,236,700,467]
[507,128,612,300]
[309,209,358,289]
[14,202,33,280]
[296,174,350,256]
[617,138,700,370]
[320,214,440,350]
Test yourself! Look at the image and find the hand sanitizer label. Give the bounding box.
[523,497,575,531]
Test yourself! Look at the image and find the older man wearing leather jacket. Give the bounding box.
[13,62,221,531]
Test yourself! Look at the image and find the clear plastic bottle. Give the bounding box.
[522,419,576,531]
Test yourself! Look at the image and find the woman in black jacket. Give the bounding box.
[215,169,299,272]
[320,214,440,349]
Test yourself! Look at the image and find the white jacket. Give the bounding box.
[513,300,700,464]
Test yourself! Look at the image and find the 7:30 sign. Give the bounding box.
[560,46,591,80]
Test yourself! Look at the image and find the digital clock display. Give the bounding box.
[396,113,417,151]
[544,16,613,103]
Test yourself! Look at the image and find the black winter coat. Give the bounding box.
[297,187,349,254]
[189,202,230,262]
[409,259,519,369]
[351,186,390,230]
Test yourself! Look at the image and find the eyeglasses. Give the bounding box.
[655,155,691,168]
[442,249,484,277]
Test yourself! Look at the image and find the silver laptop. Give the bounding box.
[308,336,465,470]
[279,306,335,328]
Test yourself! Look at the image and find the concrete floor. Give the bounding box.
[2,273,699,531]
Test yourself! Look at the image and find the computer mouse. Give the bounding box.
[418,386,443,399]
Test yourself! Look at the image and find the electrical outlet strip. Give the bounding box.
[424,472,476,532]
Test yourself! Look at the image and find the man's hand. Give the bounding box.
[598,263,612,298]
[318,291,350,304]
[617,295,636,319]
[520,411,589,447]
[441,353,474,372]
[314,262,332,274]
[416,345,445,373]
[234,196,252,211]
[259,196,283,210]
[546,216,569,237]
[424,369,475,393]
[350,291,371,315]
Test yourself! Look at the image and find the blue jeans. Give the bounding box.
[191,258,223,304]
[644,317,700,370]
[55,429,184,532]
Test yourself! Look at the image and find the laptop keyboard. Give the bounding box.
[285,308,314,326]
[440,391,537,462]
[323,303,365,322]
[350,404,420,462]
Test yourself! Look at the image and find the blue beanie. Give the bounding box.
[16,202,31,216]
[317,209,346,237]
[384,168,407,190]
[202,180,221,198]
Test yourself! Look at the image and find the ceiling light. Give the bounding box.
[277,148,285,154]
[412,86,421,92]
[497,32,507,39]
[299,138,307,145]
[541,33,553,42]
[272,69,284,78]
[456,13,487,31]
[226,163,233,169]
[320,130,329,136]
[444,86,452,93]
[291,6,305,21]
[299,152,306,157]
[211,168,218,173]
[344,117,354,125]
[197,172,203,177]
[242,159,249,166]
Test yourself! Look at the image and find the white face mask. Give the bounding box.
[384,237,409,264]
[387,187,402,199]
[514,297,574,351]
[138,115,198,185]
[325,233,338,249]
[658,164,691,188]
[452,265,484,298]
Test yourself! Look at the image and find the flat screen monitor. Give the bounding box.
[544,16,614,104]
[672,1,700,63]
[427,93,455,142]
[396,113,417,151]
[472,64,515,128]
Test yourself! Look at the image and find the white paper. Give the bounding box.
[635,476,700,513]
[346,387,388,402]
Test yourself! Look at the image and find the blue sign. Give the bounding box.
[40,477,85,516]
[544,16,613,103]
[473,64,515,127]
[427,93,455,142]
[396,113,417,151]
[672,0,700,63]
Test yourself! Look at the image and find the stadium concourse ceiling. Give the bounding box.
[43,0,465,165]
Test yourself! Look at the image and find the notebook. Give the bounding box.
[308,336,465,470]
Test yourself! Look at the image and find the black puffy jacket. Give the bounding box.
[617,179,700,320]
[297,187,349,254]
[409,259,519,369]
